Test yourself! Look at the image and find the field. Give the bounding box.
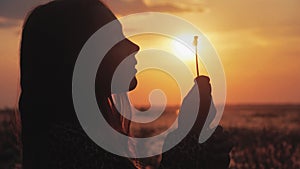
[0,109,21,169]
[222,105,300,169]
[0,105,300,169]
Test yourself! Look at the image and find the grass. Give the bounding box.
[228,128,300,169]
[0,109,21,169]
[0,105,299,169]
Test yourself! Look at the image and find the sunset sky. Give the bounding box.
[0,0,300,107]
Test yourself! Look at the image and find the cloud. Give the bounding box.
[0,0,51,19]
[0,0,51,28]
[143,0,204,10]
[0,0,204,20]
[0,0,204,28]
[0,17,20,28]
[103,0,204,15]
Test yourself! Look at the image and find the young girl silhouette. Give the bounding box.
[19,0,232,168]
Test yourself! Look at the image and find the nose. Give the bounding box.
[133,42,140,52]
[126,39,140,53]
[130,41,139,66]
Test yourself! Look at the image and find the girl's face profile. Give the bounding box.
[100,35,140,94]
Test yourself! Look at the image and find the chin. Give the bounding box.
[129,77,138,91]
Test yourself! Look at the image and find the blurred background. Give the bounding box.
[0,0,299,168]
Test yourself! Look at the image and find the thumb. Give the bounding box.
[194,76,212,95]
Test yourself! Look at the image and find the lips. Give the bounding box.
[133,53,138,74]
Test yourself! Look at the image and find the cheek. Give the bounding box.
[102,52,120,73]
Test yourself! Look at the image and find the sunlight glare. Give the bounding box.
[170,34,195,61]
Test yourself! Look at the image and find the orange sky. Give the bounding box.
[0,0,300,107]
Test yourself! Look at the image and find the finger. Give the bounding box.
[195,75,210,84]
[194,76,211,94]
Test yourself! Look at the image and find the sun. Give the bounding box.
[170,34,196,61]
